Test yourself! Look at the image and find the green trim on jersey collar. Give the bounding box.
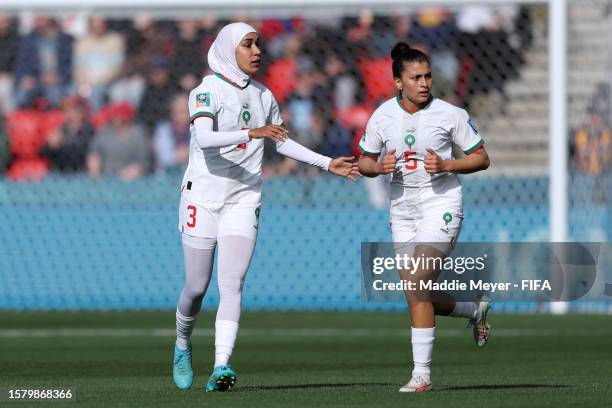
[396,95,432,114]
[214,72,249,89]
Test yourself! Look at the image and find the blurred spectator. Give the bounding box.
[409,8,458,99]
[74,16,125,111]
[0,13,18,114]
[87,102,149,180]
[40,95,95,173]
[319,117,353,158]
[455,6,518,108]
[138,56,180,133]
[264,33,302,103]
[574,106,611,203]
[108,14,172,108]
[346,9,373,54]
[14,16,74,109]
[323,53,358,110]
[575,107,611,176]
[285,69,324,150]
[170,19,205,92]
[153,93,189,171]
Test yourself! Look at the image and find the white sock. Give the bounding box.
[175,308,197,350]
[450,302,478,319]
[214,320,239,367]
[411,327,435,380]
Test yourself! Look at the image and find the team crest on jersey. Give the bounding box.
[242,110,252,125]
[467,117,479,135]
[195,92,211,108]
[404,127,416,147]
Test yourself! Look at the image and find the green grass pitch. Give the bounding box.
[0,311,610,407]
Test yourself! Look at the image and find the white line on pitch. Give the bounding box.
[0,328,604,338]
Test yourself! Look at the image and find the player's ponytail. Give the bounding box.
[391,42,430,78]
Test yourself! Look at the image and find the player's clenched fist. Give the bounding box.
[424,148,448,174]
[248,125,288,142]
[376,148,398,174]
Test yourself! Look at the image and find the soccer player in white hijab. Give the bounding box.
[358,42,491,393]
[172,22,359,392]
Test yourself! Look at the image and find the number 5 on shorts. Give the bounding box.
[187,205,197,228]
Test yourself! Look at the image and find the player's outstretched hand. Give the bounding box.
[249,125,288,142]
[424,148,449,174]
[329,156,361,182]
[376,148,397,175]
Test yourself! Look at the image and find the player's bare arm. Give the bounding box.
[358,148,397,177]
[424,147,490,175]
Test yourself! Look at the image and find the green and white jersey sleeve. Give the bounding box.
[188,82,217,124]
[358,113,384,157]
[452,108,484,155]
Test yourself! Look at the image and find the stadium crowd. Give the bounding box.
[0,7,532,181]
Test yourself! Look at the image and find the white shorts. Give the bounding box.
[390,185,463,256]
[178,190,260,241]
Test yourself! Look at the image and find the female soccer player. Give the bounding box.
[172,22,358,392]
[358,42,491,393]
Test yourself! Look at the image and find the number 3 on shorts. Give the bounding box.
[186,205,197,228]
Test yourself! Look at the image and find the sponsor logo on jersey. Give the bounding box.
[467,117,479,135]
[195,92,211,107]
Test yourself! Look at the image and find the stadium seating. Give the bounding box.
[357,57,396,105]
[6,110,64,181]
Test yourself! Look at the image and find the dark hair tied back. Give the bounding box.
[391,42,430,78]
[390,42,412,60]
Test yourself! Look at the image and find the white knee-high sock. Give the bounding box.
[450,302,478,319]
[411,327,435,379]
[212,235,255,367]
[176,309,196,350]
[214,320,239,367]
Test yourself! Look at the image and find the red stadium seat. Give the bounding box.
[6,110,45,159]
[264,59,296,104]
[7,157,49,181]
[357,57,396,104]
[335,104,373,130]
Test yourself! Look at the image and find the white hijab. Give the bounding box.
[207,22,257,88]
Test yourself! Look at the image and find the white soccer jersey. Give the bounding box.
[359,96,483,189]
[359,96,483,226]
[183,73,283,205]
